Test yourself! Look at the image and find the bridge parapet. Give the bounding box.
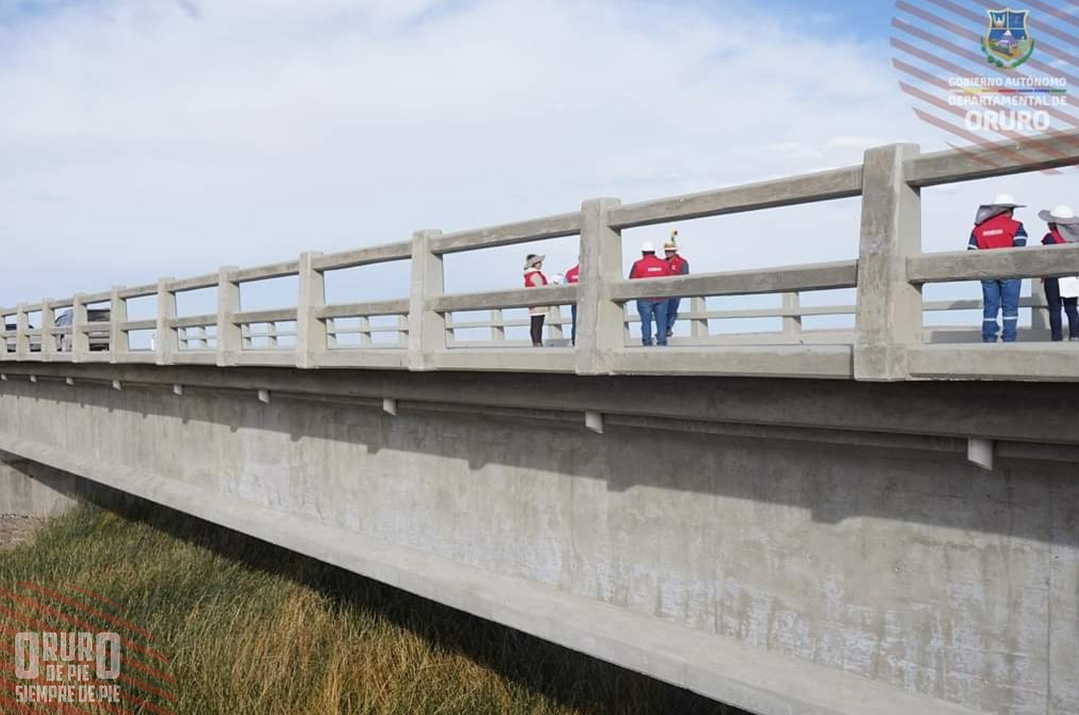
[4,131,1079,381]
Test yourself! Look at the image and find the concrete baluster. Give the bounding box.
[14,304,29,361]
[216,266,241,367]
[491,308,505,343]
[575,198,623,375]
[407,229,444,371]
[689,296,708,341]
[156,278,178,365]
[71,294,90,362]
[782,292,803,343]
[41,300,56,359]
[296,251,325,369]
[110,287,128,363]
[854,144,923,381]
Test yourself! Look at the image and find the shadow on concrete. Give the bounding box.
[9,462,740,715]
[4,376,1079,548]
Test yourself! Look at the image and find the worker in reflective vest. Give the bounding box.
[1038,205,1079,341]
[629,242,673,346]
[968,194,1028,343]
[565,261,580,345]
[663,231,690,339]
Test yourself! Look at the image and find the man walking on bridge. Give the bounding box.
[969,194,1028,343]
[630,242,672,346]
[663,231,689,339]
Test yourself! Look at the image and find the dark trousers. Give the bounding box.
[1044,278,1079,341]
[530,315,545,346]
[570,305,577,345]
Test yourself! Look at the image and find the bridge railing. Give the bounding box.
[3,131,1079,381]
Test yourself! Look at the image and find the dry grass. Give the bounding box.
[0,501,739,715]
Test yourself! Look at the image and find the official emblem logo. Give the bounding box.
[982,9,1035,69]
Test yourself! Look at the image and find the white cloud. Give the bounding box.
[0,0,1067,308]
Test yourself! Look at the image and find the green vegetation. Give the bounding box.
[0,502,738,714]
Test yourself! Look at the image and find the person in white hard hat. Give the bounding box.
[523,254,549,347]
[629,241,673,346]
[968,193,1029,343]
[1038,205,1079,341]
[663,230,690,339]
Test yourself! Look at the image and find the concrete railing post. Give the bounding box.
[216,266,241,367]
[156,278,177,365]
[575,198,623,375]
[491,309,505,343]
[782,292,803,343]
[689,296,708,340]
[41,299,56,359]
[71,294,89,362]
[854,143,922,381]
[109,287,128,362]
[407,229,444,371]
[14,304,29,361]
[296,251,325,369]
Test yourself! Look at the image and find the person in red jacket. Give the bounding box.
[523,254,548,347]
[968,194,1028,343]
[1038,205,1079,341]
[565,260,580,345]
[629,242,672,346]
[663,232,690,338]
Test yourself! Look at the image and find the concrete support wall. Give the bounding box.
[0,368,1075,715]
[0,454,81,517]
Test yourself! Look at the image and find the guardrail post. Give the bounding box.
[14,304,29,361]
[576,198,622,375]
[71,294,89,362]
[156,278,177,365]
[1028,282,1050,340]
[689,297,708,340]
[109,287,127,362]
[41,299,56,360]
[216,266,241,367]
[491,309,505,343]
[782,292,803,343]
[855,143,922,381]
[408,229,444,371]
[296,251,325,369]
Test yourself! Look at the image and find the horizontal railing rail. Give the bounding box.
[2,132,1077,380]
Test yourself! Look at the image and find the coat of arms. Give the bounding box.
[983,9,1035,69]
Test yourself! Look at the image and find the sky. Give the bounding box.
[0,0,1075,328]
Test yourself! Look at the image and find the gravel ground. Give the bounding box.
[0,515,42,549]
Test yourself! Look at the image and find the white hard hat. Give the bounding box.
[641,241,655,253]
[988,193,1025,208]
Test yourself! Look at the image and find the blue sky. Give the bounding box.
[0,0,1070,318]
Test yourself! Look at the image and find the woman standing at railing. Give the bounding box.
[524,254,548,347]
[1039,205,1079,342]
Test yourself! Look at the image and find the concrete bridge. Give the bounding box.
[2,134,1079,715]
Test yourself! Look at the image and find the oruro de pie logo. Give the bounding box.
[982,8,1035,69]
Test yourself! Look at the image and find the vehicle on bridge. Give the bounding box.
[55,308,111,352]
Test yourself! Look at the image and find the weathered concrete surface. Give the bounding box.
[0,369,1076,715]
[0,453,81,517]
